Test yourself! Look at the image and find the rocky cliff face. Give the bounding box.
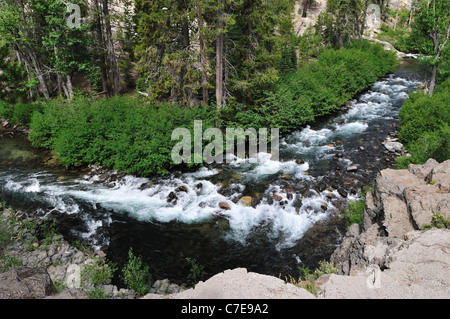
[316,159,450,298]
[331,158,449,276]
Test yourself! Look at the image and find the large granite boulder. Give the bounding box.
[0,267,57,299]
[331,159,450,276]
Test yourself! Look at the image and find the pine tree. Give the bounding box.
[409,0,450,95]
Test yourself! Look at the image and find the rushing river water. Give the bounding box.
[0,60,425,286]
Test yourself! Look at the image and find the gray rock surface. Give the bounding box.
[0,267,57,299]
[318,229,450,298]
[143,268,315,299]
[44,288,89,299]
[384,141,404,153]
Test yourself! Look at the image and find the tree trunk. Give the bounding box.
[181,8,191,105]
[428,24,450,96]
[406,7,414,28]
[393,5,400,30]
[360,0,370,36]
[56,73,63,96]
[93,0,109,94]
[196,1,209,105]
[429,64,437,96]
[35,71,50,99]
[101,0,122,94]
[216,0,225,110]
[66,75,74,98]
[302,0,308,18]
[26,48,50,99]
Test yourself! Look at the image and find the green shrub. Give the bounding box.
[422,213,450,230]
[341,186,372,229]
[122,248,152,296]
[29,95,216,176]
[81,257,117,299]
[342,199,365,229]
[290,260,338,296]
[0,100,12,119]
[186,257,205,284]
[375,26,413,53]
[398,77,450,166]
[10,102,43,126]
[225,40,398,135]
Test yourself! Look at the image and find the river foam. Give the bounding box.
[0,74,422,252]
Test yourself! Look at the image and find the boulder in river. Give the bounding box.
[238,196,253,207]
[384,141,403,153]
[337,188,348,198]
[273,193,283,202]
[219,202,231,210]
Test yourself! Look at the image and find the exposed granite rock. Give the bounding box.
[44,288,89,299]
[0,267,57,299]
[317,229,450,299]
[363,159,450,236]
[325,158,449,299]
[143,268,315,299]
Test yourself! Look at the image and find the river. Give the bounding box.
[0,59,426,286]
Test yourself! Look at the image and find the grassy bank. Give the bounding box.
[396,77,450,168]
[223,40,398,135]
[0,41,398,177]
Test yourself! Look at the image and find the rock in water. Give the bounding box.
[384,141,403,153]
[238,196,253,207]
[219,202,231,210]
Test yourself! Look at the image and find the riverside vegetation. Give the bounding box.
[1,0,450,299]
[0,40,398,177]
[0,201,180,298]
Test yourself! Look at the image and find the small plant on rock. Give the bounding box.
[422,213,450,230]
[122,247,152,296]
[186,257,205,284]
[81,257,117,299]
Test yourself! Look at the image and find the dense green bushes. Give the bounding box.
[2,41,399,177]
[28,96,216,176]
[396,77,450,168]
[225,40,398,135]
[0,100,42,126]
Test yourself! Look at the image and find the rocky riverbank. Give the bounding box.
[0,205,185,299]
[143,158,450,299]
[1,159,448,299]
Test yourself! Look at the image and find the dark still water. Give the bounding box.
[0,60,425,286]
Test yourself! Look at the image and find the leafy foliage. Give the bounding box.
[29,95,216,176]
[422,213,450,230]
[122,248,152,296]
[81,257,118,299]
[341,186,372,229]
[397,77,450,166]
[224,40,398,135]
[185,257,206,284]
[0,42,33,104]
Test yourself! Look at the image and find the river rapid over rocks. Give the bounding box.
[0,60,426,285]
